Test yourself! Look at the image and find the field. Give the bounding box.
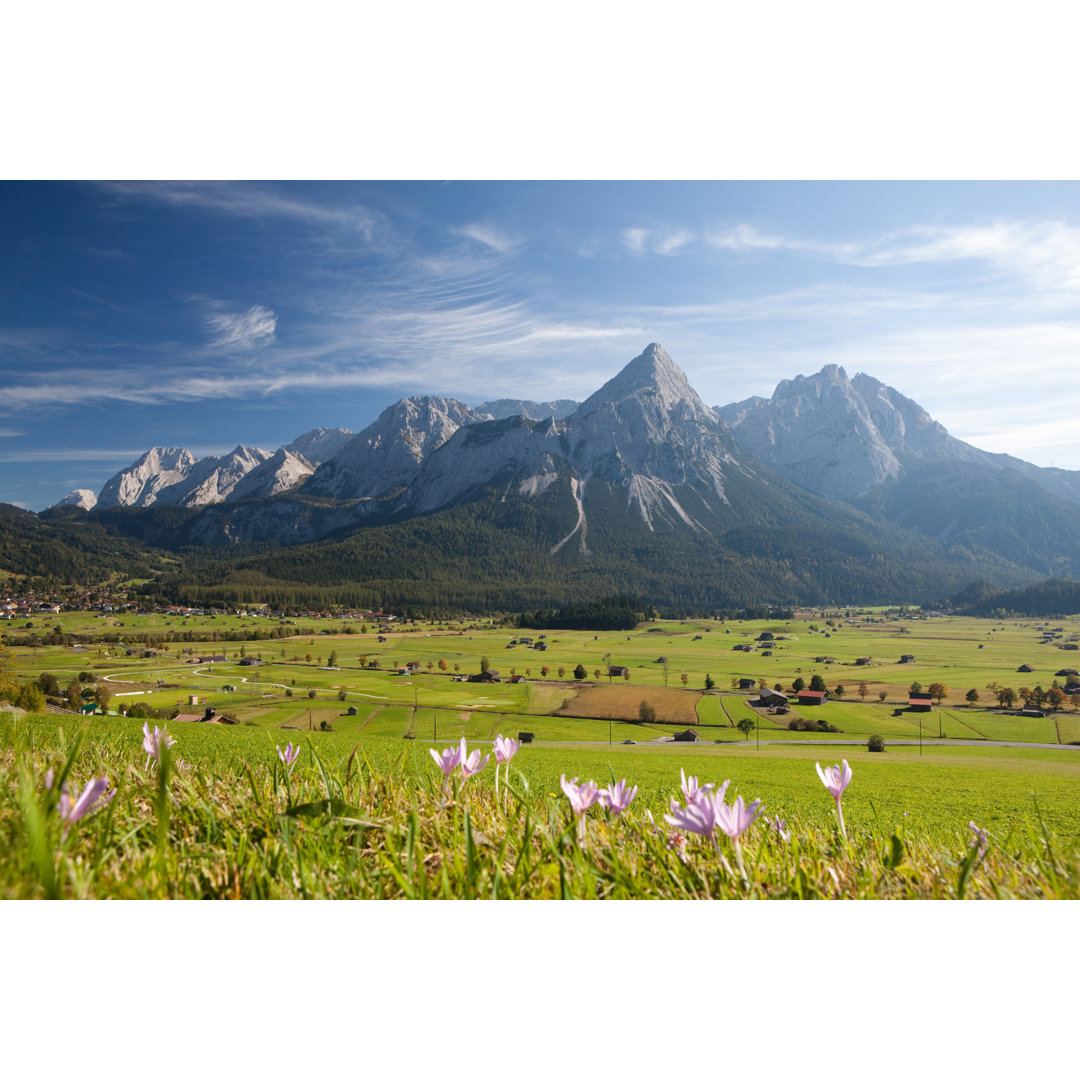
[4,610,1080,898]
[2,712,1078,900]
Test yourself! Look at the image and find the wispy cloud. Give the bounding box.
[96,181,381,237]
[454,222,522,254]
[205,303,277,351]
[704,219,1080,294]
[621,226,695,256]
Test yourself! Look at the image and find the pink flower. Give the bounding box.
[58,776,115,831]
[429,740,464,778]
[493,735,520,764]
[599,778,638,815]
[277,742,299,768]
[968,821,989,859]
[664,789,724,840]
[142,722,175,768]
[680,768,719,804]
[560,775,601,817]
[816,760,853,839]
[716,794,764,841]
[766,815,790,842]
[461,743,490,779]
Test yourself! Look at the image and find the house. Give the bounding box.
[533,642,547,651]
[468,669,500,682]
[509,674,526,683]
[405,662,422,674]
[908,692,932,712]
[738,678,756,690]
[518,637,533,646]
[755,688,788,707]
[855,657,871,666]
[1055,669,1078,677]
[238,656,262,666]
[1018,663,1035,673]
[346,705,359,715]
[899,654,915,664]
[608,666,629,678]
[518,732,535,743]
[673,729,699,742]
[797,690,827,706]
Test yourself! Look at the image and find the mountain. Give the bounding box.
[282,427,353,466]
[477,398,579,421]
[150,445,274,507]
[227,448,314,502]
[97,447,198,508]
[32,344,1080,612]
[301,397,485,501]
[719,364,1080,578]
[55,489,97,510]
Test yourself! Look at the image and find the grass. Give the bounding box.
[2,713,1078,899]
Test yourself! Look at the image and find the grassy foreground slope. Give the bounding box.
[2,714,1077,899]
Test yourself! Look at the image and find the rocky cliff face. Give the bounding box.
[151,445,273,507]
[302,397,485,501]
[97,447,199,508]
[476,398,579,421]
[282,427,353,466]
[718,365,913,499]
[228,448,314,501]
[55,489,98,510]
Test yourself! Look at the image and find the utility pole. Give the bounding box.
[919,712,922,756]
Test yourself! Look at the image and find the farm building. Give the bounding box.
[908,692,932,712]
[346,705,358,715]
[468,670,500,682]
[738,678,756,690]
[898,654,915,664]
[673,729,699,742]
[1018,664,1035,673]
[608,666,629,678]
[755,687,788,707]
[797,690,827,706]
[238,656,262,666]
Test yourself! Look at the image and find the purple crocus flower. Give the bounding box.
[461,744,490,779]
[816,760,853,839]
[58,777,115,831]
[680,768,718,804]
[716,794,764,841]
[599,778,638,815]
[766,815,790,842]
[664,788,724,840]
[968,821,989,859]
[429,740,465,778]
[142,722,176,768]
[493,734,520,764]
[277,742,300,768]
[560,775,602,817]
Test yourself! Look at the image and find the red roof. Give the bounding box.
[797,690,826,701]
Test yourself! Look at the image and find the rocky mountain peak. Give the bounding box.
[97,446,198,508]
[573,343,714,422]
[53,489,98,510]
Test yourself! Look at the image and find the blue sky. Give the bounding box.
[4,179,1080,510]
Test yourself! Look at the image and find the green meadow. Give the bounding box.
[5,611,1080,898]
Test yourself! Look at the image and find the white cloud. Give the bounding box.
[621,226,696,256]
[454,223,521,254]
[206,304,277,351]
[96,181,380,237]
